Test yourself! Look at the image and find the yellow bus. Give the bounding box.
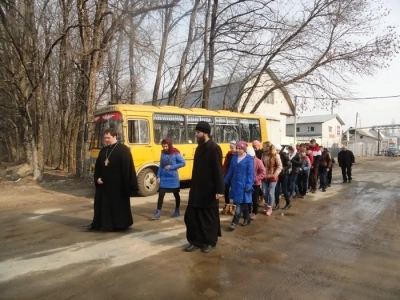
[89,104,268,196]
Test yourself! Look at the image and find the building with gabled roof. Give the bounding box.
[285,114,345,146]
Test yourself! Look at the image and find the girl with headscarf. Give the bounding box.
[151,139,186,220]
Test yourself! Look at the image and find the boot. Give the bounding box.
[265,205,272,216]
[273,203,280,210]
[171,208,180,217]
[151,210,161,220]
[282,203,291,210]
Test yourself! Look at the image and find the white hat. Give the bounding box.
[246,147,256,157]
[274,144,282,151]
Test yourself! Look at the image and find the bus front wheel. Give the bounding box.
[137,168,159,196]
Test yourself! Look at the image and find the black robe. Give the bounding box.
[184,138,224,247]
[91,142,138,230]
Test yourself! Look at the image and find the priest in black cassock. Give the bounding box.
[84,128,138,231]
[184,121,225,253]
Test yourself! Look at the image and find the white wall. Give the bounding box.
[238,73,293,144]
[321,118,342,146]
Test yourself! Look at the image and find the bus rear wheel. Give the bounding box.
[137,168,159,196]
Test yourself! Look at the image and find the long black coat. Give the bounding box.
[188,139,224,208]
[92,142,138,230]
[338,150,355,168]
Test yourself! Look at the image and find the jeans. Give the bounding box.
[262,181,277,207]
[232,203,250,224]
[289,173,299,195]
[298,172,308,196]
[318,167,328,189]
[275,175,290,205]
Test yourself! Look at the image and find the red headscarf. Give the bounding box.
[161,138,180,154]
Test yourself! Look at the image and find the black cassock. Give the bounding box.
[184,139,225,247]
[91,142,138,231]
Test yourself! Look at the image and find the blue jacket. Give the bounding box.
[157,152,186,189]
[224,154,254,204]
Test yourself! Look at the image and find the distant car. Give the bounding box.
[385,148,399,157]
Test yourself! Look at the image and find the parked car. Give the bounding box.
[385,148,399,157]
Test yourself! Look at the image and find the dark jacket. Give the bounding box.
[319,150,332,168]
[188,139,225,208]
[338,150,355,167]
[279,151,292,177]
[289,152,302,174]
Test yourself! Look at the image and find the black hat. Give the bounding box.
[195,121,211,134]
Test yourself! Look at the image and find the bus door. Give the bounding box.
[126,118,158,196]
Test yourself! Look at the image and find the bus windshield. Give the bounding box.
[91,112,123,149]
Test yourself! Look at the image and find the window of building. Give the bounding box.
[360,135,363,139]
[265,92,274,104]
[296,127,300,133]
[328,126,332,133]
[215,117,239,143]
[153,114,186,144]
[240,119,261,142]
[128,119,149,144]
[337,126,341,136]
[186,116,214,143]
[308,126,314,132]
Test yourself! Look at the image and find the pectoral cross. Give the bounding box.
[105,158,109,166]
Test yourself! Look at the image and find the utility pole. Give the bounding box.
[293,96,297,145]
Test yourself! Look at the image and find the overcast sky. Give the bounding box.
[300,0,400,129]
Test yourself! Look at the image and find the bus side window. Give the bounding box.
[215,117,239,143]
[186,116,214,143]
[240,119,261,142]
[128,119,149,144]
[153,114,185,144]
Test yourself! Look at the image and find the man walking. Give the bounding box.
[184,121,225,253]
[84,128,138,231]
[338,146,355,183]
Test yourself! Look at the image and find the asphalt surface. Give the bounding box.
[0,156,399,299]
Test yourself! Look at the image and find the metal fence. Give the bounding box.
[322,142,378,157]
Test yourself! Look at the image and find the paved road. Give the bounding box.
[0,157,399,299]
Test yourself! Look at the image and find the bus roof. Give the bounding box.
[94,104,263,119]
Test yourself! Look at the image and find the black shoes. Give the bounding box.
[184,244,199,252]
[322,188,326,192]
[348,179,352,183]
[343,180,347,183]
[273,203,280,210]
[83,224,98,230]
[201,245,214,253]
[282,203,291,210]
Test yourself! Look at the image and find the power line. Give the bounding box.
[296,94,400,101]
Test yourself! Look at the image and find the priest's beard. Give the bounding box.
[197,135,206,145]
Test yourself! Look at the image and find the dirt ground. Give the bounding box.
[0,156,399,300]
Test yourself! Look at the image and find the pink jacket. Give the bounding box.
[253,157,266,186]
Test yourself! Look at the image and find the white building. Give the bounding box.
[147,70,295,144]
[286,114,345,147]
